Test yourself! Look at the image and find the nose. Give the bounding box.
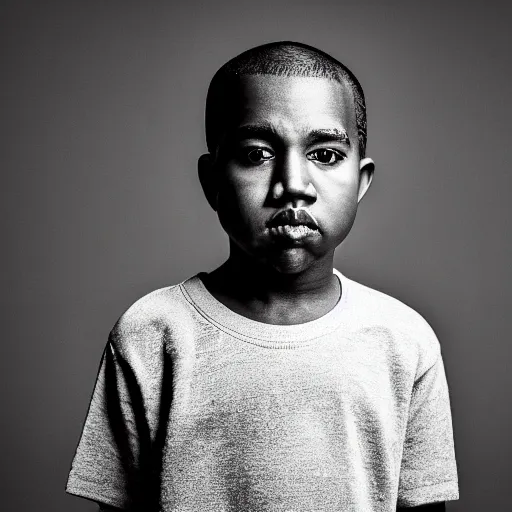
[272,150,317,204]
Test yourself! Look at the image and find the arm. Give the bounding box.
[397,342,458,508]
[66,336,151,511]
[397,501,446,511]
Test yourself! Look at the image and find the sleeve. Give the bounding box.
[65,337,154,510]
[397,352,459,507]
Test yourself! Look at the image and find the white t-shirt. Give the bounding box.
[66,269,459,511]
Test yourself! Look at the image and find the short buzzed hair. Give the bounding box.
[205,41,368,158]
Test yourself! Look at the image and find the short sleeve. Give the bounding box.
[66,339,153,510]
[397,352,459,507]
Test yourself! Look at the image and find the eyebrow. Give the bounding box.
[233,123,279,142]
[305,128,350,146]
[232,124,351,147]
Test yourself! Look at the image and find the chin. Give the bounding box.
[266,248,316,275]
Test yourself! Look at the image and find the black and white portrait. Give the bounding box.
[2,1,511,511]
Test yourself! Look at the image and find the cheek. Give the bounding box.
[318,175,360,232]
[216,184,243,235]
[215,172,268,237]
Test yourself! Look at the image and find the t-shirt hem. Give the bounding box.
[397,480,459,507]
[66,479,131,510]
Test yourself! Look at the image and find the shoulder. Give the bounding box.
[342,273,442,377]
[108,276,204,358]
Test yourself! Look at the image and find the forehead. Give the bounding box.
[234,75,356,135]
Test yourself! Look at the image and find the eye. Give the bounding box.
[245,147,275,165]
[307,149,345,165]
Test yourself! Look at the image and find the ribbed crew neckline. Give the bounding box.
[180,268,349,348]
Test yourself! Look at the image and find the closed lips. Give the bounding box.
[268,208,319,230]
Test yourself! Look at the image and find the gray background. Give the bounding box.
[2,0,511,510]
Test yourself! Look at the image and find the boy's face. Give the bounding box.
[199,75,374,274]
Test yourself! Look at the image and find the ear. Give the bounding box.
[357,157,375,204]
[198,153,218,211]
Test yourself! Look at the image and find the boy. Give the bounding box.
[66,42,459,511]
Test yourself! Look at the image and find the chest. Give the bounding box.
[165,332,413,443]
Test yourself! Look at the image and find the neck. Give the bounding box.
[202,246,340,325]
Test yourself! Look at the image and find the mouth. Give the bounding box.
[268,207,319,229]
[267,208,320,242]
[269,224,319,241]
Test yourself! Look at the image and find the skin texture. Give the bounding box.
[199,75,374,324]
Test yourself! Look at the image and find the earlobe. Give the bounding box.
[357,157,375,204]
[198,153,218,212]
